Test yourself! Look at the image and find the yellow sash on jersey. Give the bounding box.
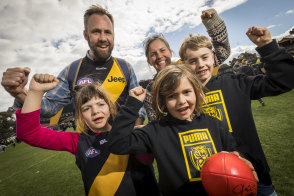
[101,59,127,103]
[49,107,63,126]
[212,66,219,76]
[88,154,129,196]
[76,59,127,132]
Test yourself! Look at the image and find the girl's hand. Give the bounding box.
[129,86,146,102]
[230,151,259,182]
[246,26,272,47]
[29,74,59,93]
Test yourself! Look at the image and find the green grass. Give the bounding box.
[0,129,84,196]
[251,90,294,195]
[0,91,293,195]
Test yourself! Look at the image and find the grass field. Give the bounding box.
[0,90,293,196]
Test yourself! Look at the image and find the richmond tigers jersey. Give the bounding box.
[75,131,136,196]
[74,56,129,107]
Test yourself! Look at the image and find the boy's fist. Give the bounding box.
[246,26,272,47]
[201,8,217,20]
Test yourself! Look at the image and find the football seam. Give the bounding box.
[201,172,256,182]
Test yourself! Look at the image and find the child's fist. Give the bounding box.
[129,86,146,102]
[246,26,272,47]
[29,74,59,93]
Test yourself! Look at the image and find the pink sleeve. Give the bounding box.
[16,109,79,155]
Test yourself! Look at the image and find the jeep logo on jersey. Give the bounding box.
[107,76,125,83]
[77,78,93,86]
[85,147,100,158]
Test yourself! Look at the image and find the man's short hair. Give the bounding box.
[84,5,114,31]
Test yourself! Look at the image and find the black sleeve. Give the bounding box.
[109,96,154,155]
[217,120,237,152]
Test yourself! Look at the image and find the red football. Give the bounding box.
[201,152,257,196]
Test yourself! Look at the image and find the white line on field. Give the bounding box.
[0,153,58,183]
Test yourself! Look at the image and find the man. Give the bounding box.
[1,5,159,195]
[1,5,144,125]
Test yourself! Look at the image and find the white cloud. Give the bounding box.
[286,9,294,14]
[267,25,276,29]
[267,24,281,29]
[272,26,294,41]
[275,9,294,17]
[0,0,248,111]
[223,45,256,64]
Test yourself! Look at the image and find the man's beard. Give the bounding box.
[88,40,114,62]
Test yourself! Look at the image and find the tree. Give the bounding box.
[0,107,16,144]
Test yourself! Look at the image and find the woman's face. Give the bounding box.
[81,96,111,132]
[147,39,172,72]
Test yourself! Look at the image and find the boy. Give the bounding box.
[179,26,294,195]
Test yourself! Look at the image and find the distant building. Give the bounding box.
[278,28,294,54]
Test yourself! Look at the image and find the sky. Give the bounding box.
[0,0,293,112]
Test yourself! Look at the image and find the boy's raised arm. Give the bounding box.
[246,26,272,47]
[201,8,231,66]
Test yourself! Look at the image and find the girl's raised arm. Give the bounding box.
[22,74,59,113]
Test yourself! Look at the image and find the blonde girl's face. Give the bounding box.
[81,96,112,132]
[165,77,196,121]
[148,39,172,72]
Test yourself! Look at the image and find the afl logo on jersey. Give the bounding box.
[77,78,93,86]
[85,147,100,158]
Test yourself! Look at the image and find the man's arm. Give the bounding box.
[2,65,72,117]
[1,67,31,104]
[201,8,231,66]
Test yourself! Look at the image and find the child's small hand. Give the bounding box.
[129,86,146,102]
[29,74,59,93]
[246,26,272,47]
[201,8,216,20]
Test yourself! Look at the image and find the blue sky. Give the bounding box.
[0,0,293,111]
[165,0,294,59]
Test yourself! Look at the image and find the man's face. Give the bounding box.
[84,14,114,62]
[184,47,214,86]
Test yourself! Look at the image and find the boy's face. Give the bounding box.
[81,96,111,132]
[165,77,196,121]
[184,47,214,85]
